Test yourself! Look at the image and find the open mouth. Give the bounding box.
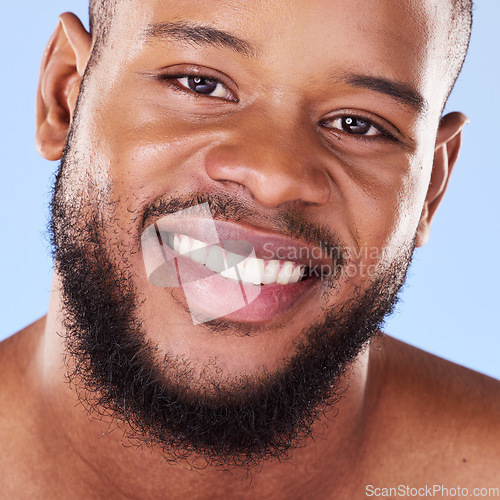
[141,212,331,324]
[164,232,308,286]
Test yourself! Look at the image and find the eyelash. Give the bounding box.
[157,71,238,102]
[319,115,398,143]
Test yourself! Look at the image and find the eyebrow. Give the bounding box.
[344,74,428,115]
[143,21,257,58]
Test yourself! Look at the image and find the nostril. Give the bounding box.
[205,142,332,209]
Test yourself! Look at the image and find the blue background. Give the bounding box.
[1,2,499,378]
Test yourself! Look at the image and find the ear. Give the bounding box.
[415,112,469,247]
[36,12,92,161]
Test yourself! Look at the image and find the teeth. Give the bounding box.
[220,253,242,280]
[205,245,226,273]
[236,258,246,277]
[277,261,295,285]
[189,239,210,265]
[291,263,304,284]
[179,235,192,255]
[168,233,307,286]
[241,257,265,285]
[262,260,279,285]
[173,234,181,254]
[220,266,240,281]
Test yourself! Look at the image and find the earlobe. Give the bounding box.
[36,13,92,161]
[416,112,469,247]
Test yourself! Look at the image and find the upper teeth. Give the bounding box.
[167,233,306,286]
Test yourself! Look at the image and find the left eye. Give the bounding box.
[177,75,233,100]
[323,116,382,137]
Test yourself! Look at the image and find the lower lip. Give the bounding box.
[164,251,319,324]
[184,272,319,324]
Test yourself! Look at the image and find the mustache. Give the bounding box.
[140,191,347,268]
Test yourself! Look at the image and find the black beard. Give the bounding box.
[49,153,413,471]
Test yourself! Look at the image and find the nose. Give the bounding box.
[205,113,332,208]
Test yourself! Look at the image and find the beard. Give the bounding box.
[49,134,414,471]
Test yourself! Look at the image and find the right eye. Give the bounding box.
[163,72,238,102]
[178,76,230,98]
[321,115,384,137]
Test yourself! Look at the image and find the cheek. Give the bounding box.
[85,111,219,254]
[337,149,432,269]
[98,90,235,201]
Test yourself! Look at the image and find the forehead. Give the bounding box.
[101,0,452,114]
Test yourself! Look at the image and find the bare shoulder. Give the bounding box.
[367,335,500,485]
[0,317,46,496]
[0,317,45,386]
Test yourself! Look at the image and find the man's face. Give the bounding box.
[52,0,454,467]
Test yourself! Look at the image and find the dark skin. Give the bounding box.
[1,0,500,498]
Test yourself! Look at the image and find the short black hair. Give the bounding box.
[88,0,473,103]
[89,0,117,44]
[88,0,118,65]
[446,0,474,98]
